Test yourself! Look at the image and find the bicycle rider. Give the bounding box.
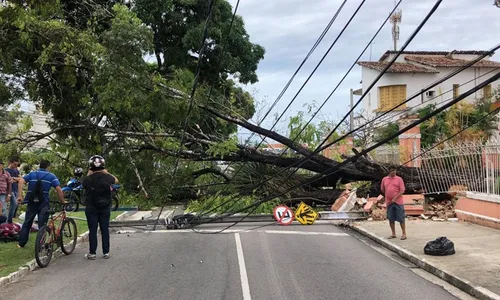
[16,160,66,248]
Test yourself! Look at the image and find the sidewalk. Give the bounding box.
[349,220,500,300]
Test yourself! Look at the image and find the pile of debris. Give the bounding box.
[423,199,456,220]
[329,185,457,221]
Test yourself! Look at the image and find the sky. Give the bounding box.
[227,0,500,140]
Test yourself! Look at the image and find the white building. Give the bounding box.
[357,50,500,123]
[7,107,52,150]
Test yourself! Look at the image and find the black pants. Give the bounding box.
[85,208,111,255]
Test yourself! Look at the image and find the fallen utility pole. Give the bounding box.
[108,211,369,228]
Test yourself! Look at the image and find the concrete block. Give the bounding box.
[403,194,425,205]
[364,201,376,213]
[338,189,358,212]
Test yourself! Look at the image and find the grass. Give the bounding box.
[0,211,122,277]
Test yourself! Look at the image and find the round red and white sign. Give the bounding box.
[273,205,294,225]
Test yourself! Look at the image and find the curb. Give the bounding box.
[0,230,90,290]
[0,212,127,290]
[348,224,500,300]
[114,211,129,221]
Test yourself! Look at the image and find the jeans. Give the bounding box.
[0,194,6,218]
[85,209,111,255]
[19,202,50,247]
[8,191,18,223]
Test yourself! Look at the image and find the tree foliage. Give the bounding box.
[0,0,264,206]
[417,95,499,148]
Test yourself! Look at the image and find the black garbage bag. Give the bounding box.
[424,237,455,256]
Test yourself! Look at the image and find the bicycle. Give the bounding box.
[34,201,78,268]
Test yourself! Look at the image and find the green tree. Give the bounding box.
[373,123,399,145]
[0,0,264,206]
[133,0,265,86]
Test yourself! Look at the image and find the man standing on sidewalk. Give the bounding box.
[82,155,118,260]
[381,167,407,240]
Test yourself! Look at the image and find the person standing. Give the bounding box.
[0,161,12,223]
[381,167,407,240]
[16,160,66,248]
[5,157,20,223]
[82,155,118,260]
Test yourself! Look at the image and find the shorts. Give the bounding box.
[387,203,405,223]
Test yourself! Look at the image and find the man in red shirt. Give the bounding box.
[381,167,407,240]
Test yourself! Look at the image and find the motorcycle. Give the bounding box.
[62,177,83,213]
[62,177,121,212]
[110,184,120,211]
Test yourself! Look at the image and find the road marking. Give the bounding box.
[235,233,252,300]
[263,230,349,236]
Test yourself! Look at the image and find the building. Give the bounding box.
[357,50,500,122]
[6,107,52,150]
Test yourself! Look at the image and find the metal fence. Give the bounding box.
[415,140,500,195]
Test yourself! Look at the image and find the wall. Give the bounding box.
[455,192,500,230]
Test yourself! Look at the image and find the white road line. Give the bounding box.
[235,233,252,300]
[263,230,349,236]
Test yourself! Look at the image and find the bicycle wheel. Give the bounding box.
[63,191,80,212]
[60,218,78,255]
[35,226,53,268]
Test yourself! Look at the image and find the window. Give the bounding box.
[378,85,407,112]
[483,84,492,99]
[453,84,460,99]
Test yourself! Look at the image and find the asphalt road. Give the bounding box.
[0,223,461,300]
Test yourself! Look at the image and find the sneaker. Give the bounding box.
[85,253,96,260]
[103,253,110,259]
[17,244,24,249]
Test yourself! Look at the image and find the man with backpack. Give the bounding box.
[16,160,66,248]
[82,155,118,260]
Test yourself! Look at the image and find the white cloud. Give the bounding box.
[227,0,500,134]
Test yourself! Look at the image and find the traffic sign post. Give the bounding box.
[295,202,318,225]
[273,205,294,225]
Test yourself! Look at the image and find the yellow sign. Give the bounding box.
[295,202,318,225]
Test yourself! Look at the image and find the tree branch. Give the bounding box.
[191,168,230,182]
[199,105,336,167]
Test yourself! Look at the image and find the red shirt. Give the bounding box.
[0,171,11,195]
[381,175,405,205]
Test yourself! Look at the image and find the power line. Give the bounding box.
[284,43,500,173]
[196,63,494,220]
[195,71,500,231]
[194,0,437,219]
[214,0,350,177]
[367,68,499,133]
[323,0,443,146]
[192,0,352,217]
[352,99,500,196]
[261,0,404,167]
